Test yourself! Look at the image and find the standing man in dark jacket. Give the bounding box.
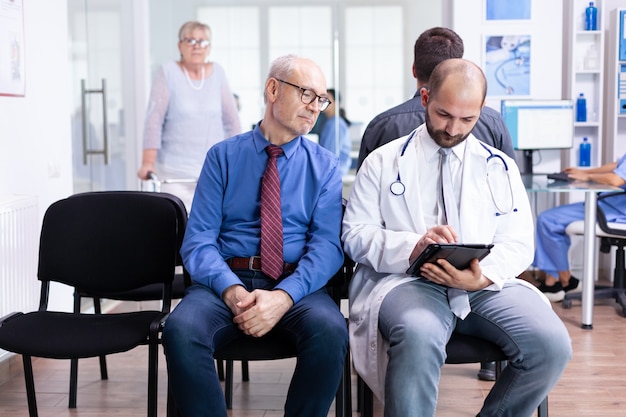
[357,27,515,170]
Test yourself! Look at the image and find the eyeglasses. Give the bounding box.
[181,38,211,48]
[276,79,331,111]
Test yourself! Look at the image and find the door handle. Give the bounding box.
[80,78,109,164]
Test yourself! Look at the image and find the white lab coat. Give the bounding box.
[342,125,542,401]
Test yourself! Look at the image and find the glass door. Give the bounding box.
[68,0,140,193]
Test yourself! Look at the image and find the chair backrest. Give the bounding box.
[597,191,626,237]
[38,191,181,296]
[155,191,189,266]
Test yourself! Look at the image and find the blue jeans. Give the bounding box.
[162,270,348,417]
[378,279,571,417]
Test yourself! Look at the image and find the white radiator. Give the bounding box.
[0,195,40,320]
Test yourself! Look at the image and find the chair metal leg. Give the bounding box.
[93,297,109,380]
[22,355,38,417]
[359,375,374,417]
[166,382,180,417]
[69,358,78,408]
[98,355,109,380]
[147,341,159,417]
[334,349,351,417]
[216,359,225,381]
[356,372,362,413]
[537,396,549,417]
[241,360,249,381]
[225,359,234,409]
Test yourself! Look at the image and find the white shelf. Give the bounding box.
[564,0,605,172]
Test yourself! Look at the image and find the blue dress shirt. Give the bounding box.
[181,123,344,304]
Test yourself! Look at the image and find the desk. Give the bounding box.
[523,174,624,329]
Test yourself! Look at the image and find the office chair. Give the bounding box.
[563,192,626,314]
[0,191,183,417]
[68,191,189,409]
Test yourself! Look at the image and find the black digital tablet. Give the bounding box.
[406,243,494,276]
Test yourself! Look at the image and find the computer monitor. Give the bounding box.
[500,99,574,173]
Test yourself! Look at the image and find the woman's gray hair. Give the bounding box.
[264,54,299,103]
[178,21,211,41]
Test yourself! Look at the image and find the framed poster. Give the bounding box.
[0,0,25,97]
[484,35,531,97]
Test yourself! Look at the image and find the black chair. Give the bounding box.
[563,192,626,314]
[68,191,189,409]
[0,191,183,417]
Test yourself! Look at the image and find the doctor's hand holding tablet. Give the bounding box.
[408,225,494,291]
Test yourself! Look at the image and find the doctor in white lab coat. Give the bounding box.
[342,59,571,417]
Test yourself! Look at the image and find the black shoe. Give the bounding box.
[477,361,496,381]
[563,276,581,293]
[537,281,565,302]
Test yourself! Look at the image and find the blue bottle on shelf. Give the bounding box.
[579,137,591,167]
[585,2,598,31]
[576,93,587,122]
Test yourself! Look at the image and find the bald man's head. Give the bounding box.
[420,59,487,148]
[428,58,487,104]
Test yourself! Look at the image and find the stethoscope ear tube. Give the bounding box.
[391,131,516,215]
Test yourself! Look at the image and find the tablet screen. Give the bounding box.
[406,243,494,276]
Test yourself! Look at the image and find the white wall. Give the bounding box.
[0,0,74,314]
[0,0,73,218]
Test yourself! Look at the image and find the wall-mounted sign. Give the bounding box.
[0,0,25,97]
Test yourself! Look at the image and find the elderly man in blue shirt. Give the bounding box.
[162,54,348,417]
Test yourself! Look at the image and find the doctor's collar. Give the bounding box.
[423,130,466,162]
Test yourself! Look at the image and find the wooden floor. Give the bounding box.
[1,294,626,417]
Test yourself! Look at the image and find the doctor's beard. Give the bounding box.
[424,110,471,149]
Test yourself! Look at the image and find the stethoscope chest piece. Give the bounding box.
[390,180,405,196]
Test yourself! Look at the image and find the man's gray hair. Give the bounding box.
[264,54,300,102]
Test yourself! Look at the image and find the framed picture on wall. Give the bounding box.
[486,0,531,21]
[483,35,531,97]
[0,0,25,97]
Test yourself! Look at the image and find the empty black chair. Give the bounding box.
[68,191,189,408]
[0,191,184,417]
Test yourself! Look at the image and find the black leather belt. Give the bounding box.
[226,256,297,275]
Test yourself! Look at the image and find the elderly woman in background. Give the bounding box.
[137,20,241,211]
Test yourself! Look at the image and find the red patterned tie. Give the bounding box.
[260,145,284,279]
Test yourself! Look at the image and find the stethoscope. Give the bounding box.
[390,129,517,216]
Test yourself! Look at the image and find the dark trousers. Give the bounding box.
[162,270,348,417]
